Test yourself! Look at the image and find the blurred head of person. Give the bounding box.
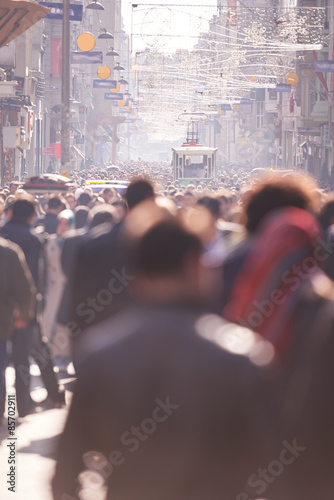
[244,174,318,234]
[9,182,18,195]
[182,190,195,208]
[90,195,105,209]
[57,209,75,237]
[100,187,117,203]
[74,205,89,229]
[197,196,220,222]
[47,196,66,215]
[124,178,154,210]
[124,201,202,305]
[11,197,36,225]
[77,192,93,208]
[65,193,76,211]
[88,204,117,229]
[111,200,128,222]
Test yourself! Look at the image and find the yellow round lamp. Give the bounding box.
[77,33,96,52]
[110,83,120,93]
[286,72,299,86]
[97,65,111,79]
[117,99,126,107]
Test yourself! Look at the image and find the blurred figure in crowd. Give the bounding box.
[224,206,334,500]
[1,198,65,416]
[65,179,155,340]
[57,204,118,335]
[0,233,35,420]
[42,210,75,371]
[318,193,334,280]
[74,206,89,229]
[111,199,128,222]
[53,202,277,500]
[220,175,318,310]
[35,195,66,235]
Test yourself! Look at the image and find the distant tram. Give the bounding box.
[172,119,217,185]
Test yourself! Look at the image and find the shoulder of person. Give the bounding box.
[194,313,275,367]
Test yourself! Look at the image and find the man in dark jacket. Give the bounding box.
[2,198,64,416]
[53,206,277,500]
[0,236,35,419]
[35,195,65,234]
[64,179,154,340]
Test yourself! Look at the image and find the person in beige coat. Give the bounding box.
[42,210,74,368]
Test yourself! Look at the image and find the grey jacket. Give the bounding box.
[53,305,278,500]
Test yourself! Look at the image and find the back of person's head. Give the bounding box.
[135,219,202,279]
[101,187,114,197]
[78,192,92,207]
[12,198,35,222]
[245,174,317,234]
[88,204,117,229]
[74,205,89,229]
[48,196,65,212]
[124,178,154,210]
[197,196,220,219]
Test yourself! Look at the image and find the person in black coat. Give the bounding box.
[1,198,64,416]
[64,180,154,344]
[35,195,65,235]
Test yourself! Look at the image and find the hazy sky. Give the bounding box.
[122,0,218,52]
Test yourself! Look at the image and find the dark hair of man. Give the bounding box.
[88,205,115,229]
[12,199,35,222]
[74,206,89,229]
[135,220,202,278]
[48,196,64,211]
[124,179,154,210]
[78,192,92,207]
[245,175,317,234]
[197,196,220,218]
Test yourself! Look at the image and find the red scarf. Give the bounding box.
[223,208,323,354]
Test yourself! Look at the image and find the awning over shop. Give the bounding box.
[0,0,50,48]
[298,128,322,136]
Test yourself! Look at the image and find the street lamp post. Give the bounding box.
[61,0,70,175]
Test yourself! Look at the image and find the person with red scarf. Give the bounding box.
[224,206,334,500]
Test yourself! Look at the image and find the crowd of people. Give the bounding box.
[1,163,334,499]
